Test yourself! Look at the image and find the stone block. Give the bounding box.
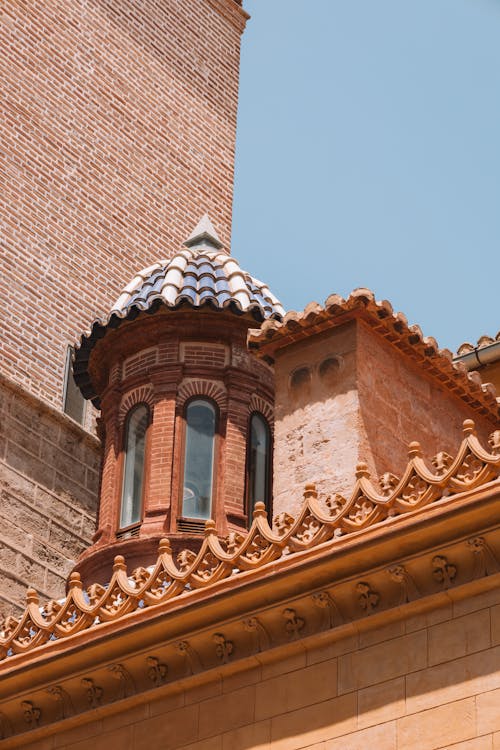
[325,720,397,750]
[477,687,500,735]
[183,739,223,750]
[305,634,358,666]
[453,588,500,618]
[397,697,476,750]
[357,677,405,729]
[15,553,46,588]
[133,705,199,750]
[223,665,261,693]
[270,692,357,750]
[439,738,494,750]
[35,487,84,533]
[255,658,337,721]
[406,645,500,714]
[54,720,103,747]
[358,619,405,648]
[60,725,133,750]
[260,646,307,680]
[428,608,491,666]
[149,688,185,716]
[222,719,271,750]
[0,491,49,539]
[198,685,256,739]
[5,440,55,489]
[49,522,86,558]
[0,463,35,501]
[338,630,427,693]
[491,605,500,647]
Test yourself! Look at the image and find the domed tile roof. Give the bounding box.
[110,214,283,321]
[73,215,284,404]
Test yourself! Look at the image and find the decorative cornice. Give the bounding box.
[205,0,250,33]
[248,288,500,420]
[1,420,499,662]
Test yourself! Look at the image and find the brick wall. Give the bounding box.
[23,585,500,750]
[272,320,497,519]
[0,0,246,408]
[0,375,99,617]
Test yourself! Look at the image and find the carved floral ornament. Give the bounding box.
[0,420,499,661]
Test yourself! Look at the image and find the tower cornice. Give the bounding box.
[206,0,250,33]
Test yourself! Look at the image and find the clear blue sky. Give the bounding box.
[231,0,500,353]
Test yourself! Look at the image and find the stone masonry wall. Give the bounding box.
[272,320,497,520]
[357,320,496,480]
[0,375,99,618]
[23,585,500,750]
[0,0,246,408]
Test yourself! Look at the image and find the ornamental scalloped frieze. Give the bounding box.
[0,420,499,661]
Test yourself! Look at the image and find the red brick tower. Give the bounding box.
[0,0,248,407]
[72,216,283,583]
[0,0,249,615]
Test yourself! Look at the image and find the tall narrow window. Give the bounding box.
[120,404,149,528]
[247,413,271,513]
[182,399,216,520]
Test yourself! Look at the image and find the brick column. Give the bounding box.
[142,367,183,535]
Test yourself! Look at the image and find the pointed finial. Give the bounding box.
[183,213,223,251]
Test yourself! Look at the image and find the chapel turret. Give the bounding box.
[72,216,283,584]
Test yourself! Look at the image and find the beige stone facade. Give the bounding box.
[0,375,99,618]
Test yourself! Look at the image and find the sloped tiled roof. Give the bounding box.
[457,331,500,357]
[248,288,500,421]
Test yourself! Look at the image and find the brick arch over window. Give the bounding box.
[118,385,154,427]
[248,394,274,430]
[177,379,228,413]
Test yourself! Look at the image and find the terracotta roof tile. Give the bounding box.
[248,288,500,420]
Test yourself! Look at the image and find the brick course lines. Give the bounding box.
[0,0,245,407]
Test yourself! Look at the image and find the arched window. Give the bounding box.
[247,413,271,514]
[182,399,216,520]
[120,404,149,528]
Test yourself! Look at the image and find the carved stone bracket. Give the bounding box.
[147,656,168,687]
[387,565,420,605]
[21,701,41,728]
[311,591,343,629]
[356,582,380,613]
[108,664,135,700]
[282,608,305,640]
[46,685,73,720]
[213,633,233,664]
[432,555,457,589]
[242,616,271,652]
[0,712,13,740]
[175,640,202,675]
[81,678,103,709]
[466,537,500,578]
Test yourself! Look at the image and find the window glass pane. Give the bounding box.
[182,400,215,520]
[120,405,148,528]
[249,414,270,509]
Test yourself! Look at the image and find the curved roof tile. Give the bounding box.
[73,245,284,405]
